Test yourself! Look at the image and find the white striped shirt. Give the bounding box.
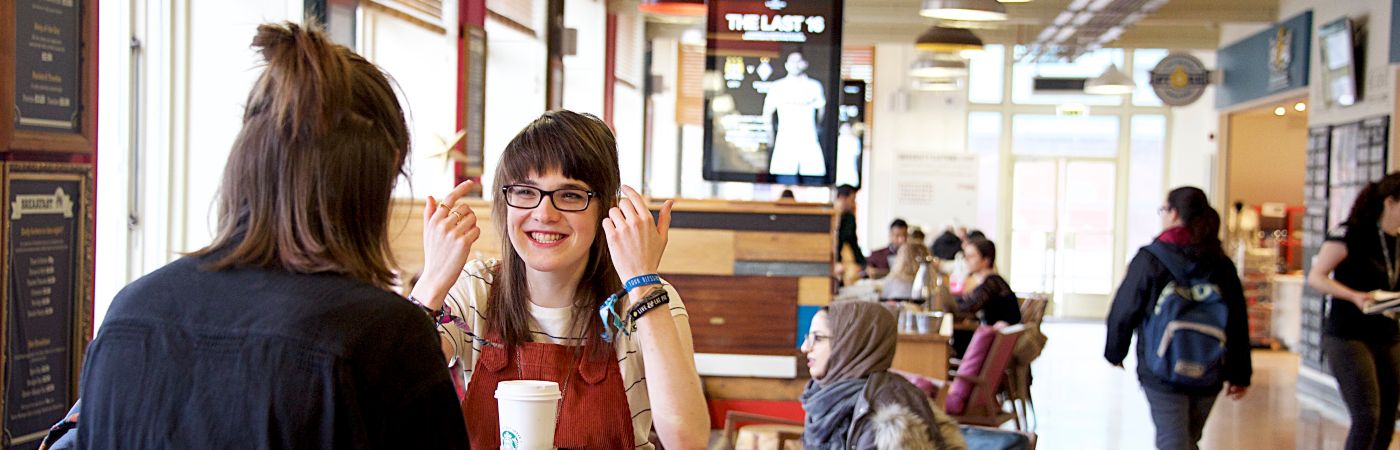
[439,259,689,449]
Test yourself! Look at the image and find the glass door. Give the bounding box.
[1009,159,1117,319]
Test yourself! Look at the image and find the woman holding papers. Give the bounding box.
[1308,172,1400,450]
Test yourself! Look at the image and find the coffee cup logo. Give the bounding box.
[501,429,521,450]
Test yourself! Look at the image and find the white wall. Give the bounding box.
[1283,0,1395,128]
[482,17,549,193]
[361,9,459,199]
[863,44,970,250]
[563,0,607,116]
[1168,52,1221,195]
[647,39,681,198]
[613,12,647,190]
[95,0,303,330]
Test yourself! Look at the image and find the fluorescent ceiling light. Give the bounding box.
[1083,63,1136,95]
[920,0,1008,21]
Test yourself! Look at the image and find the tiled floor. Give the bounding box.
[1030,321,1398,450]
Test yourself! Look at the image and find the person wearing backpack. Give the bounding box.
[1105,187,1252,450]
[1306,173,1400,450]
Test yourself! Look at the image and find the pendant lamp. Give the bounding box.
[639,0,705,17]
[914,26,984,53]
[1083,63,1136,95]
[920,0,1007,22]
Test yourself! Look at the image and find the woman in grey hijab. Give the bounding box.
[800,301,966,450]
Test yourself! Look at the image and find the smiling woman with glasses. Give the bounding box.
[410,110,709,449]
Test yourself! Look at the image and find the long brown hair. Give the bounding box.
[487,111,622,359]
[190,22,409,290]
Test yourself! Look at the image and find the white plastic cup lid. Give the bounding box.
[495,380,562,401]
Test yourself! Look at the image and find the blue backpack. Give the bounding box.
[1140,244,1230,387]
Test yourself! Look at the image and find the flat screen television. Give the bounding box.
[1318,18,1360,107]
[702,0,844,186]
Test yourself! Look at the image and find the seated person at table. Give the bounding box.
[881,243,933,300]
[951,238,1022,356]
[867,219,910,279]
[801,301,966,450]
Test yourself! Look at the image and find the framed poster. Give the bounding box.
[702,0,843,186]
[1,162,92,450]
[458,25,487,179]
[0,0,97,153]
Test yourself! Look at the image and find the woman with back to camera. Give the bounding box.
[1307,173,1400,450]
[801,301,966,450]
[409,111,710,449]
[77,22,466,448]
[1105,187,1251,450]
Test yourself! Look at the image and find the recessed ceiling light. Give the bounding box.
[1294,102,1307,112]
[1274,107,1286,116]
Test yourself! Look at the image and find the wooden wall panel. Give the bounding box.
[733,232,831,262]
[797,276,832,306]
[389,200,497,275]
[658,229,735,275]
[667,275,797,355]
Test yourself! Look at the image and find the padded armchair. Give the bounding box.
[946,324,1025,428]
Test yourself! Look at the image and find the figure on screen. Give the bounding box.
[762,51,826,177]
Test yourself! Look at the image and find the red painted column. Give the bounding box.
[604,13,617,128]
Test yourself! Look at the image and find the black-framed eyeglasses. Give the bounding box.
[804,331,832,345]
[501,185,597,212]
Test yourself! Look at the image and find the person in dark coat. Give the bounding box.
[75,22,466,449]
[1105,186,1251,450]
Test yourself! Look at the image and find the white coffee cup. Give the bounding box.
[496,380,562,450]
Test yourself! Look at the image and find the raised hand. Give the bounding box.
[601,185,674,287]
[416,180,481,309]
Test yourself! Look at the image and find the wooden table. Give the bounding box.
[891,333,951,381]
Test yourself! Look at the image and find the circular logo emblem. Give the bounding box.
[1150,53,1210,106]
[501,429,521,450]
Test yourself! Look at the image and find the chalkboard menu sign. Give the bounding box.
[13,0,81,133]
[1,0,96,153]
[1,163,91,450]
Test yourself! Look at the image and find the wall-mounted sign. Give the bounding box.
[1150,53,1210,106]
[1,163,93,450]
[702,0,843,186]
[1,0,96,154]
[1216,11,1311,108]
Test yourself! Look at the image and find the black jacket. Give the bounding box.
[78,255,467,449]
[1104,240,1252,395]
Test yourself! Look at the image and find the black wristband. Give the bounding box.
[627,288,671,324]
